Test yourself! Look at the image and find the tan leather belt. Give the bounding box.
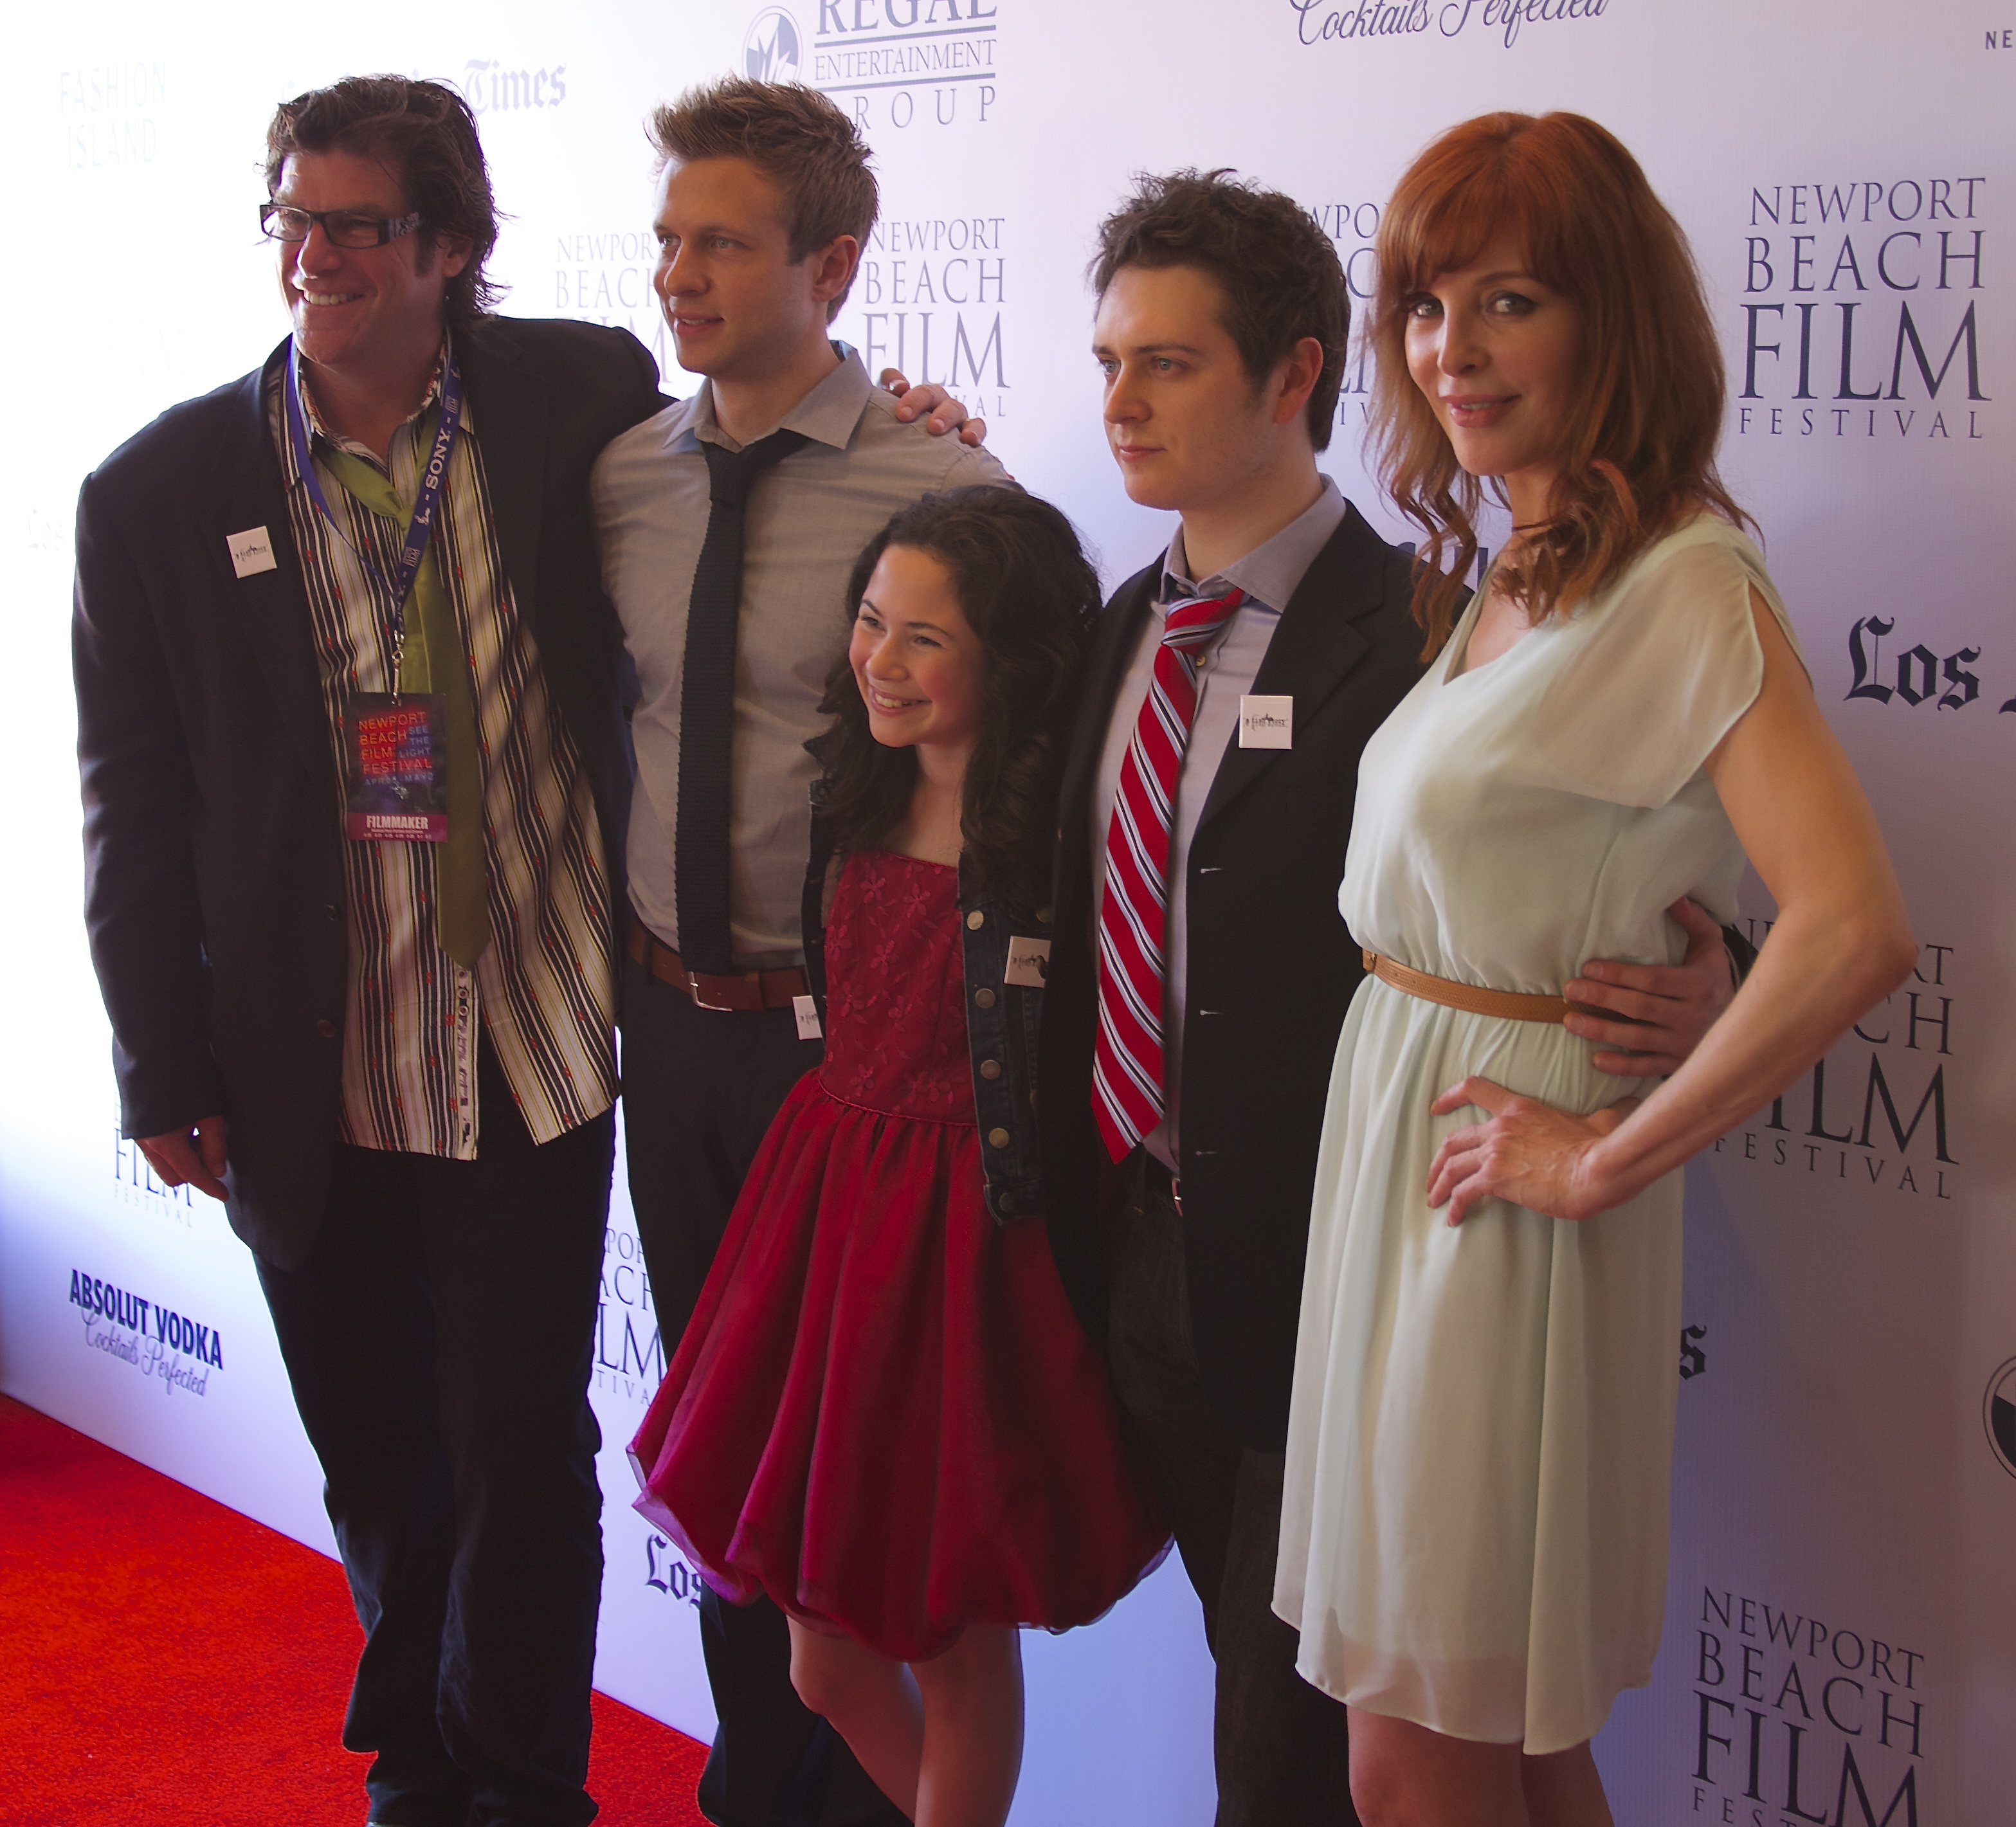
[1363,949,1616,1025]
[628,922,808,1013]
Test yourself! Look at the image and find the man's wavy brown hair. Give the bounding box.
[1091,168,1350,451]
[265,77,502,334]
[817,489,1099,917]
[1370,111,1751,653]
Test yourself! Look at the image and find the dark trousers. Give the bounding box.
[619,954,905,1827]
[257,1035,613,1827]
[1103,1158,1360,1827]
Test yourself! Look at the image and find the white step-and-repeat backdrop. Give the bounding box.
[1,3,2008,1821]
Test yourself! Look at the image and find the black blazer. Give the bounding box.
[73,316,666,1269]
[1039,502,1428,1453]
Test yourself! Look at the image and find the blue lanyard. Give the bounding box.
[284,334,465,687]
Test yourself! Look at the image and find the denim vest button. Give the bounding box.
[979,1059,1003,1080]
[966,909,985,929]
[974,988,997,1008]
[988,1127,1011,1148]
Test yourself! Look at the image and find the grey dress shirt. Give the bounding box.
[594,349,1008,965]
[1091,475,1350,1167]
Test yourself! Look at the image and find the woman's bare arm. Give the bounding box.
[1426,588,1917,1224]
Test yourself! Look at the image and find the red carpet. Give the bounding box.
[0,1394,709,1826]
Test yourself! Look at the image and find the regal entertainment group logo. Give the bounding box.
[750,1,999,132]
[748,6,806,80]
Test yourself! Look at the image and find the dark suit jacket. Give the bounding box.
[73,316,666,1269]
[1039,502,1428,1453]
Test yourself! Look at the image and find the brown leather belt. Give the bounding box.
[1363,949,1614,1025]
[627,921,809,1013]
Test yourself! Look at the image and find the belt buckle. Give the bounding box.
[689,973,743,1012]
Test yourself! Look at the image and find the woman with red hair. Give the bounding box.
[1273,113,1914,1825]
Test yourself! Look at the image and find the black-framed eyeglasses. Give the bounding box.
[260,203,422,249]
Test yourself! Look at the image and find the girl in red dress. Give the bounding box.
[629,487,1167,1827]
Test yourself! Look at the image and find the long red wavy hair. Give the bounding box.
[1370,112,1752,654]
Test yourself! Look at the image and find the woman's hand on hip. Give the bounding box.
[1425,1080,1640,1226]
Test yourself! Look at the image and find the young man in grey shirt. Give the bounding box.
[592,78,1003,1827]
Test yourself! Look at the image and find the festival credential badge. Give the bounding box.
[343,693,449,841]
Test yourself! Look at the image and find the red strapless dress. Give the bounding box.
[629,850,1168,1662]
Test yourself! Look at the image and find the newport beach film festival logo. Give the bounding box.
[1689,1584,1925,1826]
[1733,174,1990,448]
[749,1,999,131]
[1712,938,1959,1204]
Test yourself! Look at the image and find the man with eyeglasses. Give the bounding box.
[69,75,969,1827]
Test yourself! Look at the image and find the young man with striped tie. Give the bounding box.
[1036,170,1740,1826]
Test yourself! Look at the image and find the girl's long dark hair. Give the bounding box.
[817,487,1100,916]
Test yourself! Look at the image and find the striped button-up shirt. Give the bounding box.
[271,346,617,1159]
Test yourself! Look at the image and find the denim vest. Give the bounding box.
[801,799,1049,1225]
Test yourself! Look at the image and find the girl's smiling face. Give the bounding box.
[849,543,987,761]
[1403,233,1583,522]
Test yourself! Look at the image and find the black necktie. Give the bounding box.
[675,428,810,974]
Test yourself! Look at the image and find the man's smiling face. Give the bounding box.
[275,149,465,383]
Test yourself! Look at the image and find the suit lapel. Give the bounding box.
[1195,503,1390,833]
[460,325,549,637]
[206,345,340,808]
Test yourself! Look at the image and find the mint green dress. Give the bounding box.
[1273,518,1796,1753]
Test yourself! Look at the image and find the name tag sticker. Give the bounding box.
[226,526,277,579]
[792,995,824,1041]
[1004,937,1051,988]
[1239,695,1293,749]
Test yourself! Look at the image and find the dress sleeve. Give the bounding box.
[1523,524,1803,809]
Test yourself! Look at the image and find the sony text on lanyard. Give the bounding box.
[286,336,466,844]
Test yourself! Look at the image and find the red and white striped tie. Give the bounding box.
[1093,586,1246,1162]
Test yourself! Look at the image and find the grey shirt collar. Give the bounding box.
[669,344,871,456]
[1160,473,1349,614]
